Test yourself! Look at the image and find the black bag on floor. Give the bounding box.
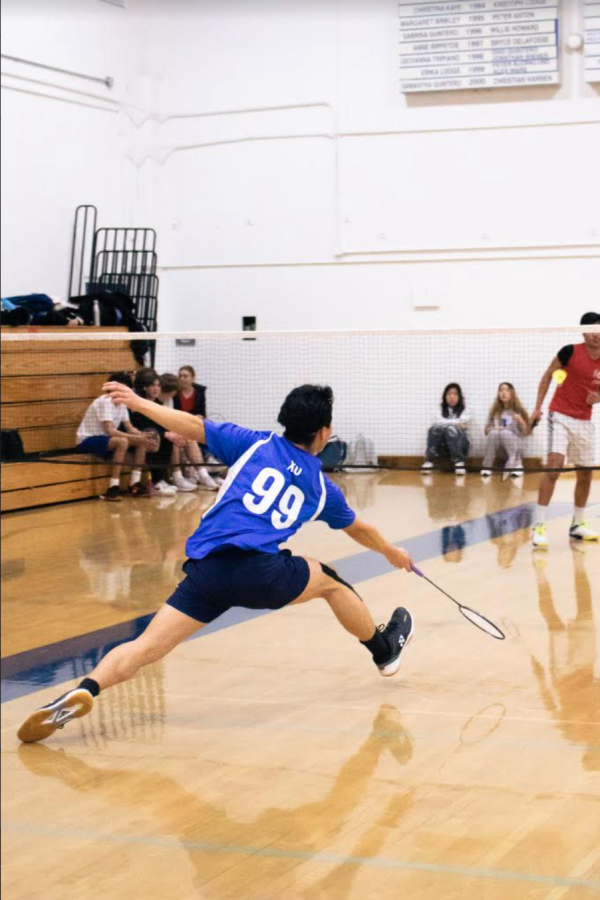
[318,437,348,472]
[1,430,25,462]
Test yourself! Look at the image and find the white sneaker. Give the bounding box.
[197,467,219,491]
[481,469,492,479]
[455,463,466,476]
[569,521,599,542]
[532,523,548,549]
[153,480,177,496]
[421,461,434,471]
[171,475,198,493]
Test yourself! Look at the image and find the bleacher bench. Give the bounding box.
[1,326,138,511]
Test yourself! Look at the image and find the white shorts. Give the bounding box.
[547,411,595,467]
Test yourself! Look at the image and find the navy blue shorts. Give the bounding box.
[166,548,311,623]
[77,436,113,459]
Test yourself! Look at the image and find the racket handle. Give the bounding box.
[410,563,424,577]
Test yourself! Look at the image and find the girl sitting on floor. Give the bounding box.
[481,382,530,479]
[421,383,471,476]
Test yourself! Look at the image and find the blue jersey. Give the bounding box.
[186,421,356,559]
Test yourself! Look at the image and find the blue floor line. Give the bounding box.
[0,501,572,702]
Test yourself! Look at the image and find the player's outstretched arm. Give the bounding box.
[531,355,562,423]
[344,518,412,572]
[102,382,206,442]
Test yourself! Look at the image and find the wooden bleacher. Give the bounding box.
[1,327,138,512]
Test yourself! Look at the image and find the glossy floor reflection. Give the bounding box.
[2,471,599,899]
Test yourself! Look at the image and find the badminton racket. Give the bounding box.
[411,564,505,640]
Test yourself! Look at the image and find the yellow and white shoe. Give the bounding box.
[569,521,599,542]
[532,523,548,549]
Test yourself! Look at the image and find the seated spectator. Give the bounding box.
[481,382,530,479]
[175,365,225,487]
[174,365,206,416]
[421,383,470,476]
[159,374,219,490]
[131,370,196,494]
[75,371,151,501]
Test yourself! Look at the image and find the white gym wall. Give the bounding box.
[2,0,599,327]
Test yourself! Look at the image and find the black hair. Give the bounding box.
[277,384,333,446]
[441,382,465,418]
[580,312,600,325]
[108,371,133,388]
[134,368,160,393]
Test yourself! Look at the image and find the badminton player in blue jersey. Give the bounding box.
[18,383,414,743]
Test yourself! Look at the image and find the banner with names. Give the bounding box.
[398,0,560,93]
[585,0,600,82]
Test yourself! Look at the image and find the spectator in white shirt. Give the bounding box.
[76,371,152,501]
[421,383,471,476]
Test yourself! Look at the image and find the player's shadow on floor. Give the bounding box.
[17,703,415,899]
[529,547,599,772]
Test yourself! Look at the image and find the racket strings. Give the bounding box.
[459,605,506,640]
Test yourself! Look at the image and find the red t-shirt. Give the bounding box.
[179,392,196,414]
[549,343,600,421]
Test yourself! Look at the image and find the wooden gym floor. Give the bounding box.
[1,471,599,900]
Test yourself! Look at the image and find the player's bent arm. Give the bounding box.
[344,518,412,572]
[122,420,142,436]
[102,421,123,439]
[532,356,562,421]
[103,382,206,442]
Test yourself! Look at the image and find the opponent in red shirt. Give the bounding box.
[530,312,600,548]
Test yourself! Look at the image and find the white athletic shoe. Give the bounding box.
[532,523,548,549]
[196,467,219,491]
[481,469,492,479]
[569,521,599,542]
[171,475,198,493]
[153,480,177,496]
[455,463,466,476]
[421,461,434,471]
